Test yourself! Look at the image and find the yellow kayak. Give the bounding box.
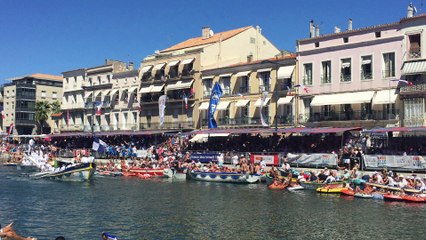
[316,187,348,193]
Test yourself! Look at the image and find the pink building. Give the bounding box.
[297,17,404,128]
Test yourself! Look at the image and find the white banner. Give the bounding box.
[364,155,426,170]
[286,153,338,166]
[159,95,167,126]
[251,154,276,165]
[260,91,269,127]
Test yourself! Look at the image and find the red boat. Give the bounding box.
[123,167,166,177]
[383,194,403,201]
[340,189,355,196]
[401,195,426,203]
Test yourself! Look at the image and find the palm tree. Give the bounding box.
[35,101,51,134]
[50,100,61,114]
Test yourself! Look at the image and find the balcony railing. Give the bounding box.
[239,86,250,94]
[15,119,35,125]
[204,89,212,97]
[259,85,270,93]
[140,121,193,130]
[277,115,294,124]
[400,82,426,93]
[409,48,421,59]
[340,73,351,82]
[360,70,372,80]
[201,117,271,127]
[299,110,399,123]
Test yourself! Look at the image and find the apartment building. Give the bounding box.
[139,26,281,130]
[199,54,297,129]
[2,74,62,135]
[297,18,403,129]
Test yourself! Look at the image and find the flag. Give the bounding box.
[190,87,195,97]
[390,79,413,86]
[159,95,167,126]
[96,102,102,116]
[66,110,70,127]
[92,137,107,153]
[294,84,310,93]
[184,95,188,110]
[260,91,269,127]
[8,122,14,135]
[208,82,222,129]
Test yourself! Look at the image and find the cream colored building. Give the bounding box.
[139,26,281,130]
[2,74,63,135]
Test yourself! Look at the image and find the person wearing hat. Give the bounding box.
[398,175,408,188]
[342,168,351,181]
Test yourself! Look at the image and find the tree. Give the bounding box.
[35,101,51,134]
[50,100,61,114]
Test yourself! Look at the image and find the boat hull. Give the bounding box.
[301,181,344,190]
[125,168,166,177]
[188,171,260,184]
[30,163,96,181]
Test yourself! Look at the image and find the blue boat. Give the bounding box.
[188,170,260,184]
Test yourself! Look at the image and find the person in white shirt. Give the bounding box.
[217,153,224,167]
[260,159,266,171]
[398,175,408,188]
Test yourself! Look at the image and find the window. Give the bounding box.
[261,106,269,124]
[315,42,319,48]
[52,92,57,99]
[250,37,256,44]
[169,65,179,79]
[220,77,231,95]
[321,61,331,84]
[182,62,194,76]
[321,105,333,119]
[41,91,46,98]
[375,31,381,38]
[408,34,421,59]
[343,37,349,43]
[107,75,111,82]
[340,58,351,82]
[239,76,250,94]
[303,63,313,85]
[382,52,395,78]
[97,76,101,83]
[361,55,373,80]
[203,78,213,97]
[154,66,165,80]
[258,72,270,92]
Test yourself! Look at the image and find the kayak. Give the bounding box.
[383,194,404,201]
[317,187,347,193]
[340,189,355,196]
[354,193,373,198]
[401,195,426,203]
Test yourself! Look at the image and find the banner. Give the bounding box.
[158,95,167,126]
[190,153,219,163]
[260,91,269,127]
[286,153,338,166]
[250,154,278,166]
[208,82,222,129]
[364,155,426,170]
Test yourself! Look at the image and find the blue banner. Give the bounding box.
[190,153,219,163]
[208,82,222,129]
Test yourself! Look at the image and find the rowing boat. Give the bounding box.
[30,162,96,181]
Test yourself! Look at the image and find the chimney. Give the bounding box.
[128,62,134,70]
[256,25,262,34]
[315,25,320,37]
[247,54,253,63]
[309,20,314,38]
[348,19,353,31]
[334,26,341,33]
[202,26,211,39]
[407,3,414,17]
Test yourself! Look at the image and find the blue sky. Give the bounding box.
[0,0,418,83]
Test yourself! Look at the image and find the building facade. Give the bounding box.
[139,26,281,130]
[2,74,63,135]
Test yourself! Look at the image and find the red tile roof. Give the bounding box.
[29,73,63,81]
[161,26,252,53]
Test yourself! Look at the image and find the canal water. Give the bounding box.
[1,166,425,240]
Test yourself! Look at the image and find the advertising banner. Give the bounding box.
[190,153,219,163]
[286,153,338,166]
[364,155,426,170]
[250,154,278,166]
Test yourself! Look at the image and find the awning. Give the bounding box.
[219,73,232,78]
[257,68,272,73]
[140,65,153,74]
[202,75,214,80]
[167,60,180,67]
[277,66,295,79]
[341,62,351,68]
[236,71,251,77]
[216,101,231,110]
[110,89,119,97]
[166,80,194,91]
[84,92,93,99]
[140,85,153,94]
[372,89,398,105]
[401,60,426,75]
[362,59,372,65]
[199,102,210,110]
[153,63,166,71]
[254,98,271,107]
[189,133,230,143]
[310,91,375,106]
[277,96,294,105]
[151,84,165,93]
[181,58,195,65]
[235,99,250,107]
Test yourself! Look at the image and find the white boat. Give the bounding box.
[163,168,187,180]
[188,171,260,184]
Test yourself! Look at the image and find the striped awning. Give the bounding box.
[236,71,251,77]
[254,98,270,107]
[216,101,231,110]
[310,91,375,106]
[401,60,426,75]
[277,96,294,105]
[277,66,295,79]
[199,102,210,110]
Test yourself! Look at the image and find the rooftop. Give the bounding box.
[9,73,63,82]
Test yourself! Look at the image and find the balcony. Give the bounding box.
[400,82,426,96]
[239,86,250,94]
[140,121,194,130]
[277,115,294,124]
[204,89,212,97]
[300,110,399,123]
[60,124,84,132]
[201,117,271,127]
[409,48,421,59]
[181,69,194,79]
[259,85,270,93]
